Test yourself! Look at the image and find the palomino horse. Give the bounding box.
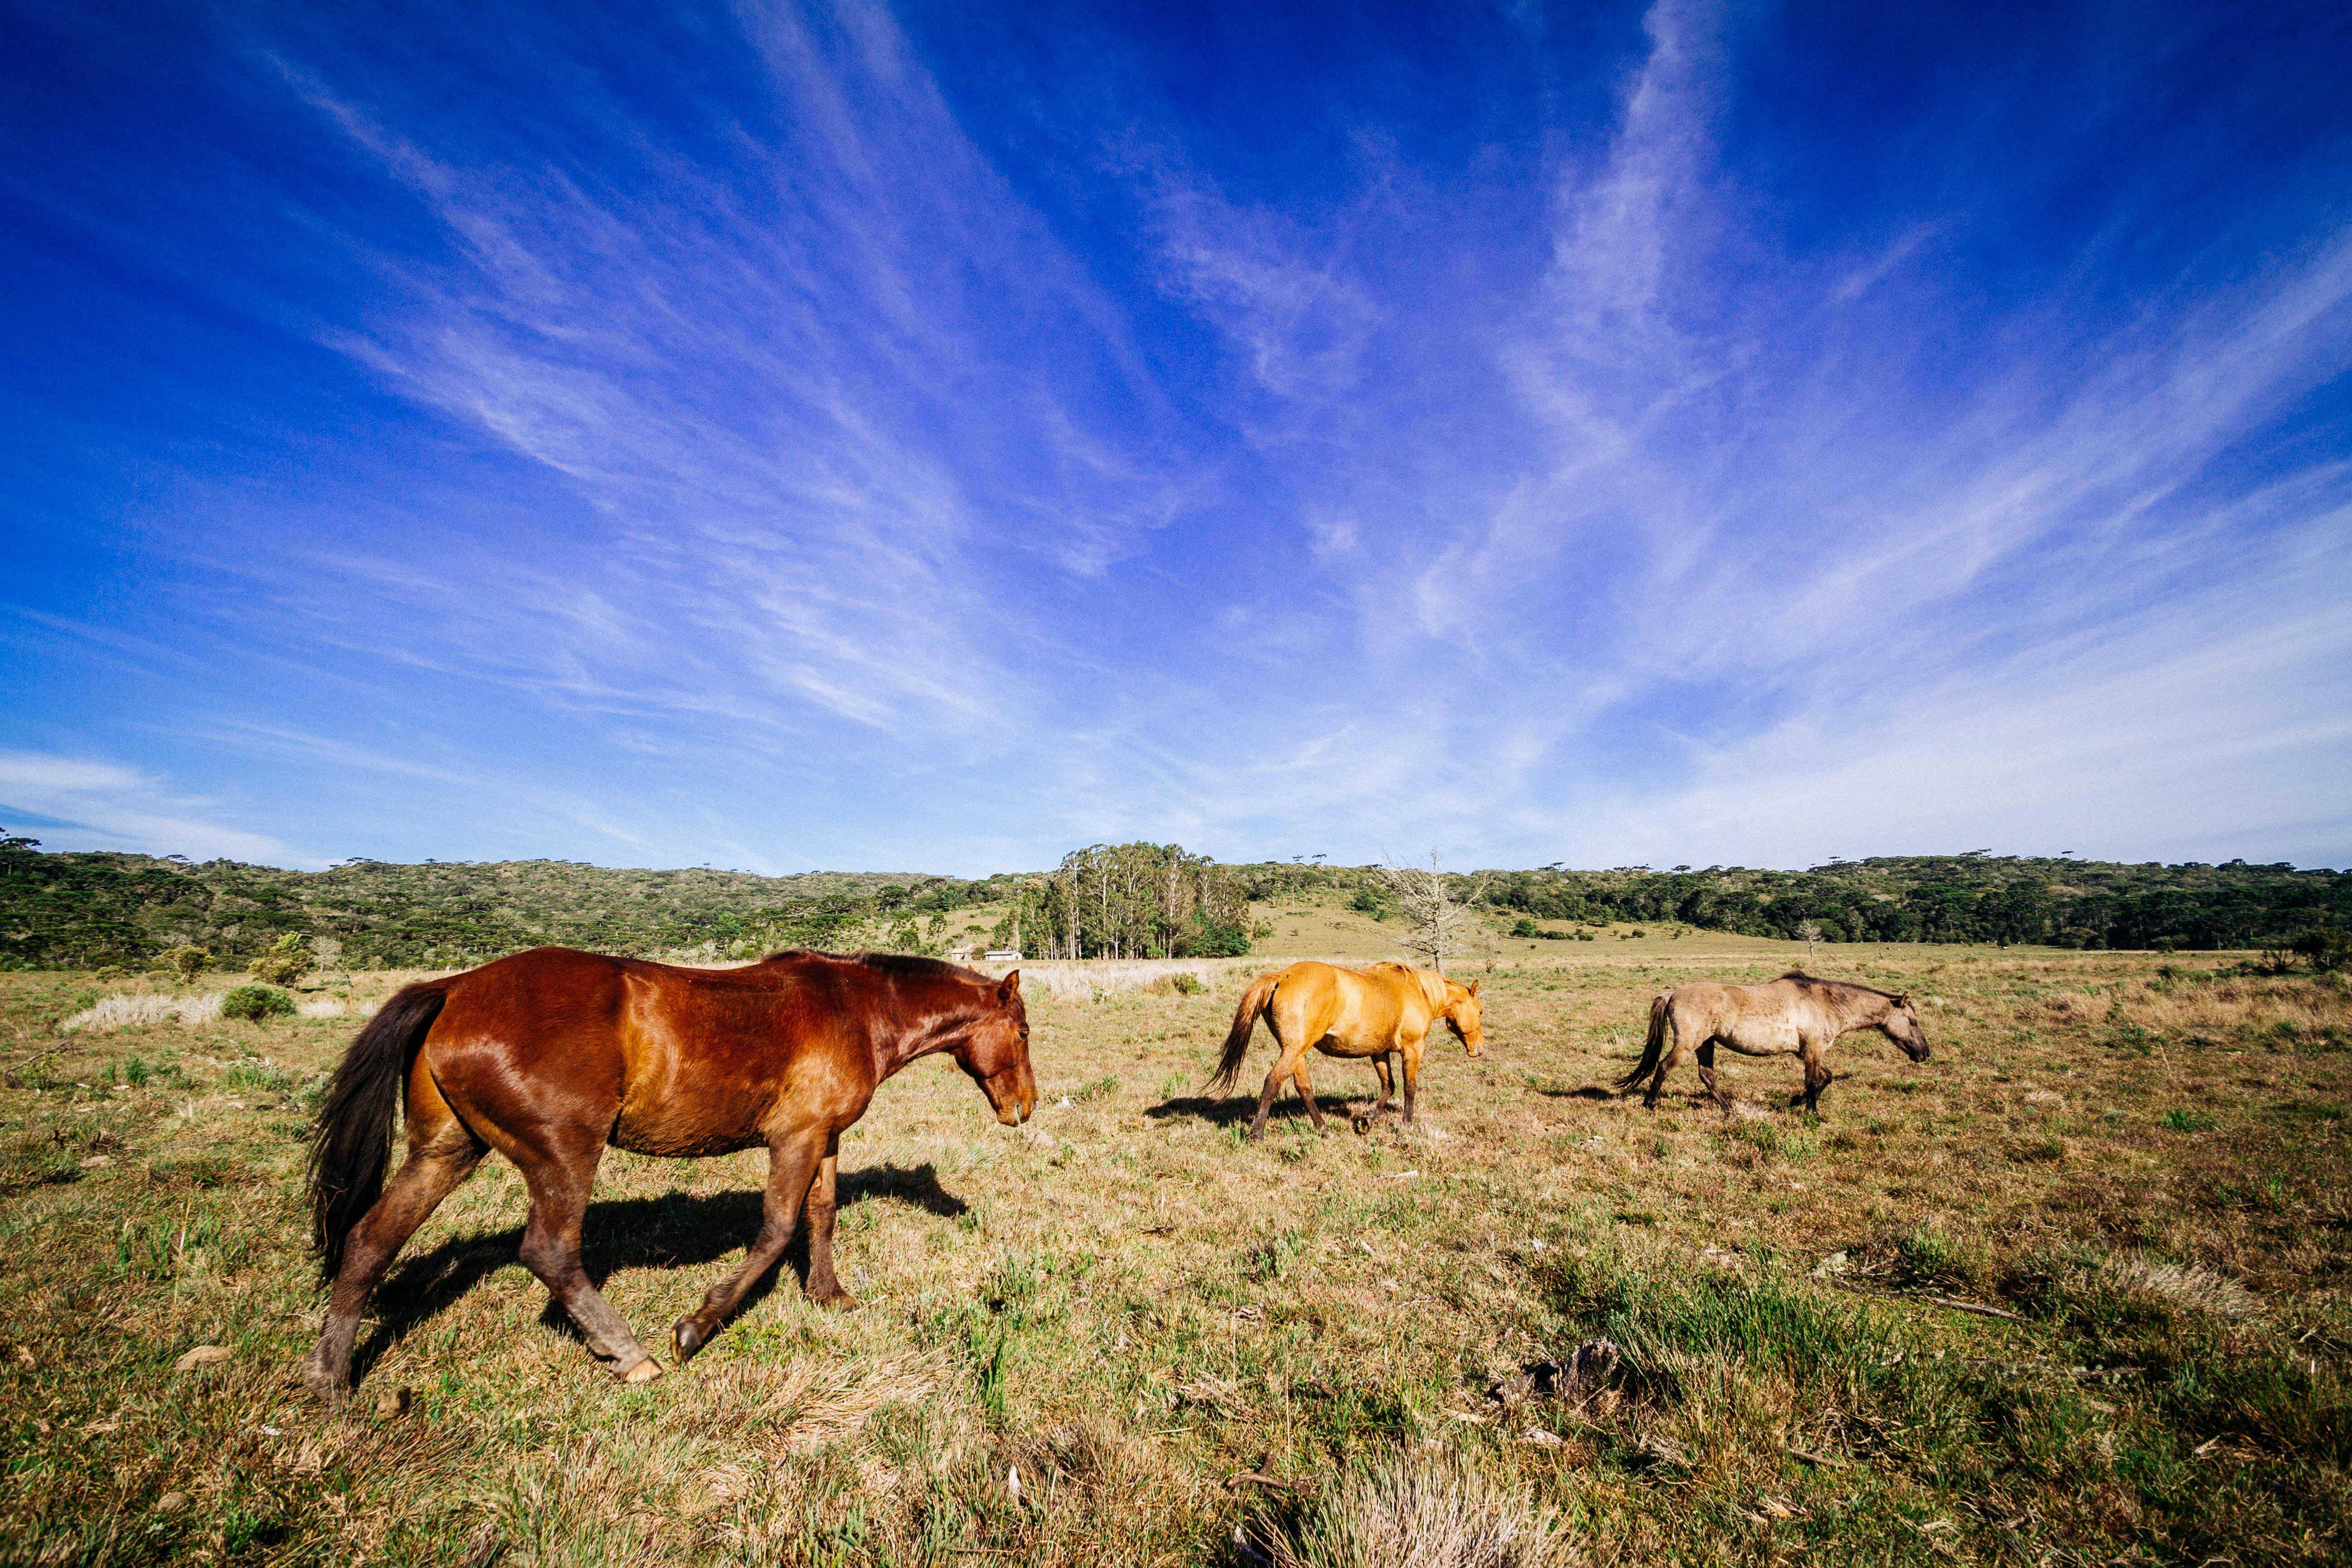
[1206,960,1483,1140]
[1617,970,1929,1113]
[302,948,1034,1399]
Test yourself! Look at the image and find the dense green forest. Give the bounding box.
[0,831,2343,971]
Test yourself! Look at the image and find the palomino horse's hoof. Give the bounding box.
[618,1356,664,1385]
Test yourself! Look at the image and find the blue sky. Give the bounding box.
[4,0,2348,875]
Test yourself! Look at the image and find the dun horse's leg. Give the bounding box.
[1696,1041,1731,1112]
[1644,1033,1695,1109]
[673,1131,826,1362]
[515,1149,658,1382]
[303,1114,484,1401]
[1401,1044,1422,1125]
[801,1135,856,1308]
[1370,1055,1395,1116]
[1798,1041,1832,1114]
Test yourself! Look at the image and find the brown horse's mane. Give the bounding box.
[759,950,988,985]
[1780,970,1899,1000]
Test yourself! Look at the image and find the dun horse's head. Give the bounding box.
[956,970,1038,1126]
[1442,978,1485,1058]
[1882,993,1931,1062]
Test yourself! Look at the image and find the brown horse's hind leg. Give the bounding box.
[673,1129,826,1362]
[304,1080,485,1402]
[513,1145,658,1382]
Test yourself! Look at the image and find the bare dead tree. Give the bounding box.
[1376,853,1486,973]
[1795,919,1823,965]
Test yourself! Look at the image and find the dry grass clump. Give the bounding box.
[985,958,1240,1000]
[58,991,222,1031]
[2093,1253,2261,1320]
[296,996,350,1018]
[1247,1449,1569,1568]
[663,1346,947,1450]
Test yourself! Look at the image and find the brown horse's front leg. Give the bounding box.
[674,1131,825,1363]
[802,1136,858,1309]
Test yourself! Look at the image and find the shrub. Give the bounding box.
[1511,917,1541,939]
[160,946,211,984]
[249,933,316,987]
[219,985,294,1023]
[1167,971,1206,996]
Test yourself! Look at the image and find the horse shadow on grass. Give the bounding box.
[1145,1094,1333,1129]
[351,1160,965,1380]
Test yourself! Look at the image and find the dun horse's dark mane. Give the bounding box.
[1780,970,1899,1000]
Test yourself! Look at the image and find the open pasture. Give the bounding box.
[1,943,2347,1565]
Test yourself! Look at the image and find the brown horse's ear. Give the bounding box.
[1893,992,1910,1008]
[998,970,1021,1004]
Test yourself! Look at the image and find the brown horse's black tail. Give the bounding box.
[1204,970,1283,1095]
[1615,992,1673,1091]
[306,982,445,1285]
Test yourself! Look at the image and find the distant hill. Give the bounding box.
[1240,853,2352,954]
[0,837,1008,970]
[1,835,2343,971]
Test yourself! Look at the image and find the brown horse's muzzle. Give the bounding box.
[987,1066,1038,1126]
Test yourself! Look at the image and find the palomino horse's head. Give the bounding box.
[1441,977,1485,1058]
[1881,993,1931,1061]
[954,970,1039,1125]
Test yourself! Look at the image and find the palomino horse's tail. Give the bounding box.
[1615,992,1673,1091]
[1205,970,1284,1096]
[306,981,447,1285]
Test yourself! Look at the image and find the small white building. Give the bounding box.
[982,949,1023,962]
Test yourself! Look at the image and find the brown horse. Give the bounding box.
[1206,960,1483,1139]
[301,947,1035,1400]
[1616,970,1929,1113]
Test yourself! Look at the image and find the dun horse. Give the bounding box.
[302,947,1035,1400]
[1207,960,1483,1139]
[1617,970,1929,1112]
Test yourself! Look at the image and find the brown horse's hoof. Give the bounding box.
[299,1352,353,1406]
[619,1356,664,1385]
[1351,1114,1372,1135]
[808,1289,861,1312]
[672,1318,708,1364]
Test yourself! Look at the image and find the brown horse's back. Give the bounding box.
[414,949,877,1160]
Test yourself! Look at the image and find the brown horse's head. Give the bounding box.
[1442,977,1485,1058]
[955,970,1038,1125]
[1881,993,1931,1061]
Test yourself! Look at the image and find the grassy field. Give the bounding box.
[2,931,2347,1565]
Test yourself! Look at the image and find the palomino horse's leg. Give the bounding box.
[1247,1041,1313,1141]
[1370,1054,1395,1115]
[1292,1057,1328,1132]
[303,1099,484,1401]
[1696,1041,1732,1112]
[513,1147,660,1382]
[1400,1039,1423,1125]
[801,1134,857,1308]
[673,1129,827,1362]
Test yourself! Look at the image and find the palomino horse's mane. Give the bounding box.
[1780,970,1901,1000]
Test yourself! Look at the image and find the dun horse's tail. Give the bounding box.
[306,982,446,1285]
[1615,992,1673,1091]
[1205,970,1283,1095]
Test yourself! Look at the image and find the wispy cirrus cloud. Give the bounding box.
[0,752,292,863]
